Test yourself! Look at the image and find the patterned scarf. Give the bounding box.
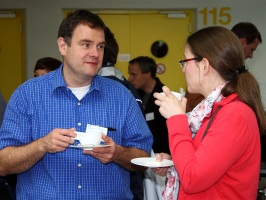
[162,83,226,200]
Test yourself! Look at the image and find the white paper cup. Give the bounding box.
[74,131,102,145]
[160,91,182,100]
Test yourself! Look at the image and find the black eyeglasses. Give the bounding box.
[179,57,201,68]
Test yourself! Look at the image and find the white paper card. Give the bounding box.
[86,124,108,136]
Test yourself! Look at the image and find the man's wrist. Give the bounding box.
[113,144,122,161]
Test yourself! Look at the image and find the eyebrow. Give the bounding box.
[79,39,106,45]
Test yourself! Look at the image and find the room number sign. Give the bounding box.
[199,7,232,25]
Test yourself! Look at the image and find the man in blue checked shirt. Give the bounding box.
[0,9,153,200]
[0,91,16,200]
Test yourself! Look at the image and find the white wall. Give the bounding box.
[1,0,265,104]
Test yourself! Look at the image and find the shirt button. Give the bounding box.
[78,163,81,167]
[78,122,81,126]
[78,185,82,189]
[77,102,81,106]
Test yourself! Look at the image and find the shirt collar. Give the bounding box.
[102,62,113,67]
[212,93,238,112]
[201,93,239,119]
[51,65,101,93]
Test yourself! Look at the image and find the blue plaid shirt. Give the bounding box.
[0,67,153,200]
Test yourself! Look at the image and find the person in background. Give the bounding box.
[231,22,262,59]
[186,22,262,112]
[153,26,266,199]
[0,9,153,200]
[33,57,62,77]
[98,27,142,112]
[0,91,16,200]
[128,56,170,155]
[98,26,144,200]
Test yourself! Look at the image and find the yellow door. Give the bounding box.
[99,10,194,92]
[0,11,25,101]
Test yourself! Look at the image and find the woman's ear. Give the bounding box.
[200,58,210,76]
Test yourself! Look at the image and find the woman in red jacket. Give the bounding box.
[153,26,266,200]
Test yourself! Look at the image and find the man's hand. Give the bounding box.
[41,128,76,153]
[84,134,120,164]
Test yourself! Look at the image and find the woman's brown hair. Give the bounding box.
[187,26,266,134]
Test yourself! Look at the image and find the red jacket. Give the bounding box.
[167,93,260,199]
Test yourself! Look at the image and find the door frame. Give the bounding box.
[0,10,26,101]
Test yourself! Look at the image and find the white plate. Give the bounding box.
[131,157,173,168]
[69,144,111,150]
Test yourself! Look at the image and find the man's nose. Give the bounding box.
[89,46,100,58]
[128,75,133,82]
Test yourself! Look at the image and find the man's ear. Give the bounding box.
[57,37,67,56]
[145,71,152,79]
[239,38,247,45]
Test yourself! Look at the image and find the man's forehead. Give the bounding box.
[73,24,104,35]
